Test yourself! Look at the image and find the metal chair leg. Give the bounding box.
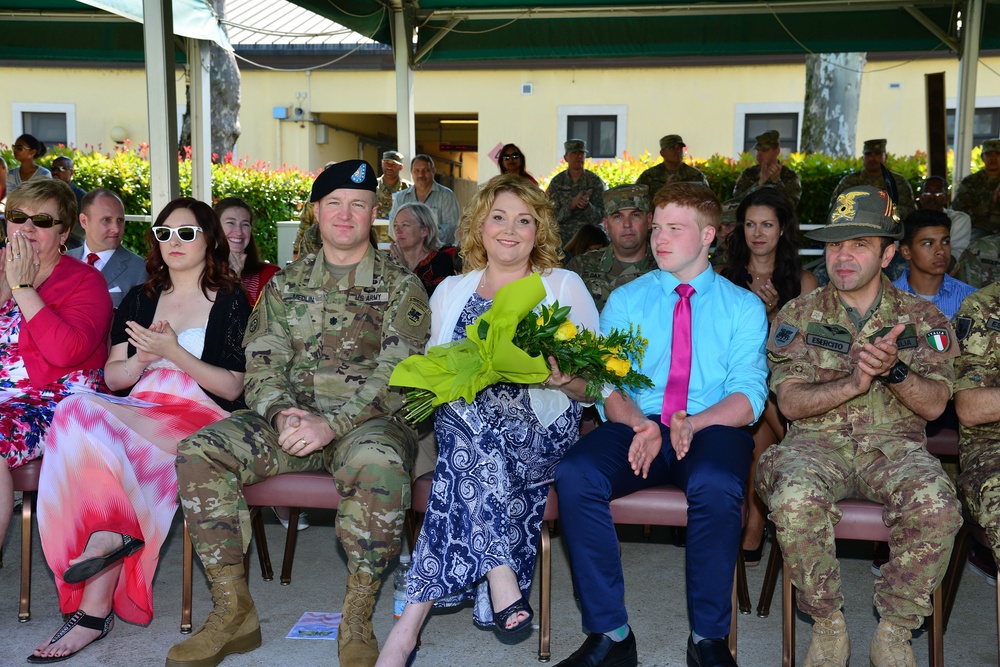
[250,506,274,581]
[279,508,301,585]
[757,532,781,618]
[18,490,34,622]
[538,524,552,662]
[782,563,795,667]
[181,523,193,633]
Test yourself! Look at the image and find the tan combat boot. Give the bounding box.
[338,570,381,667]
[804,610,851,667]
[166,564,262,667]
[869,619,916,667]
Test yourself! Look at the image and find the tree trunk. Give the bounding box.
[801,53,866,156]
[179,0,241,159]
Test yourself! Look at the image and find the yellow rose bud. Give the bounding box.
[605,357,630,377]
[554,321,578,341]
[537,316,545,326]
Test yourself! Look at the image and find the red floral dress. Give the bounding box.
[0,298,103,470]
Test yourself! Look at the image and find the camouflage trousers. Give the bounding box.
[756,436,962,629]
[958,448,1000,565]
[176,410,415,577]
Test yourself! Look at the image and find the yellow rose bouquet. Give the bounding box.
[390,273,652,424]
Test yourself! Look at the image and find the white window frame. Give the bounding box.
[12,102,76,147]
[734,102,803,157]
[557,104,627,161]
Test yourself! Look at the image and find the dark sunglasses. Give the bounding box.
[7,210,61,228]
[152,225,203,243]
[501,153,522,161]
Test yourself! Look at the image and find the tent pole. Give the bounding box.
[143,0,180,216]
[392,2,415,181]
[188,38,212,204]
[955,0,983,185]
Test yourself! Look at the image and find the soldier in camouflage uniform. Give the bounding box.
[377,150,411,218]
[829,139,916,220]
[167,160,431,667]
[757,186,962,667]
[954,138,1000,237]
[709,197,740,267]
[955,232,1000,288]
[546,139,606,248]
[733,130,802,208]
[565,184,656,311]
[953,284,1000,578]
[634,134,709,197]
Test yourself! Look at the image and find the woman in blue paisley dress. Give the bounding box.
[379,174,599,665]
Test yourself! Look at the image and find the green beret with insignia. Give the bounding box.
[659,134,686,150]
[863,138,887,154]
[753,130,781,151]
[564,138,588,155]
[310,159,377,202]
[807,186,903,243]
[981,139,1000,155]
[604,184,650,214]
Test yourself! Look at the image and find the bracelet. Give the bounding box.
[124,356,138,381]
[11,284,33,291]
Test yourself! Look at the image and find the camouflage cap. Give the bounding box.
[310,159,377,202]
[720,197,741,226]
[604,184,650,214]
[659,134,686,150]
[753,130,781,151]
[381,150,404,165]
[807,186,903,242]
[863,138,887,154]
[981,139,1000,155]
[564,138,588,155]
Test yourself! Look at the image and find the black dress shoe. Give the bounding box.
[687,636,738,667]
[555,630,638,667]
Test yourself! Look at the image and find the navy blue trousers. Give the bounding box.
[554,419,752,639]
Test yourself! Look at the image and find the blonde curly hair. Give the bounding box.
[458,174,562,273]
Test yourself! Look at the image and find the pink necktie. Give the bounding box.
[87,253,100,266]
[661,283,695,424]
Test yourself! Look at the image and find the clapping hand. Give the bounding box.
[628,418,663,478]
[753,281,779,313]
[668,410,695,459]
[125,320,175,364]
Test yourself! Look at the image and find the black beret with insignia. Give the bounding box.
[310,159,378,202]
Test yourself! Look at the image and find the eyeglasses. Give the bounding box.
[51,166,72,173]
[501,153,522,161]
[11,144,27,151]
[152,225,203,243]
[7,210,61,228]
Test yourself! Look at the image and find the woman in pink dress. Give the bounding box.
[215,197,280,305]
[31,198,251,663]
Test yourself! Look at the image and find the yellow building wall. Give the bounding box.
[6,55,1000,186]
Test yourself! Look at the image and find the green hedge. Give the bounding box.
[541,148,984,226]
[2,144,314,262]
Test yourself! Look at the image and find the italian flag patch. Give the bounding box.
[925,329,950,352]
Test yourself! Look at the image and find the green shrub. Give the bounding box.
[2,143,313,262]
[542,148,973,226]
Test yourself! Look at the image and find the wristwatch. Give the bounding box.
[881,360,909,384]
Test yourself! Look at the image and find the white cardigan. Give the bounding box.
[428,267,600,427]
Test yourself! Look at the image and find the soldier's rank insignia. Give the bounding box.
[925,328,950,352]
[955,316,972,342]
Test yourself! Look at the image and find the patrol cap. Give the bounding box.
[659,134,686,150]
[981,139,1000,155]
[564,139,588,155]
[753,130,781,151]
[604,184,650,214]
[382,150,404,165]
[310,159,377,202]
[863,138,887,154]
[720,197,741,226]
[806,186,903,243]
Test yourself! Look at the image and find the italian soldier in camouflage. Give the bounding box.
[710,197,740,267]
[546,138,606,247]
[756,186,962,667]
[953,139,1000,236]
[565,184,656,311]
[634,134,709,197]
[377,150,412,217]
[733,129,802,208]
[953,284,1000,572]
[956,231,1000,288]
[168,160,431,667]
[829,139,916,220]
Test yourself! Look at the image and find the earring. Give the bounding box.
[59,243,68,255]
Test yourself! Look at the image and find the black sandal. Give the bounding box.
[63,534,144,584]
[493,595,534,634]
[27,609,114,663]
